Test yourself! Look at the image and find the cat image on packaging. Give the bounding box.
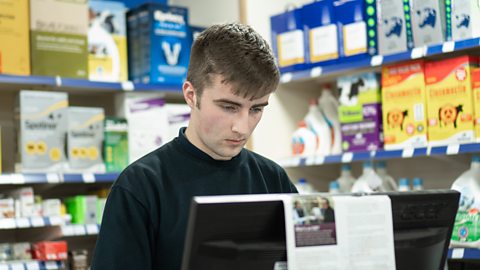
[425,56,477,146]
[88,0,128,82]
[30,0,89,78]
[66,107,105,173]
[472,67,480,142]
[0,0,30,75]
[18,90,68,172]
[381,60,428,149]
[376,0,413,55]
[410,0,446,46]
[447,0,480,41]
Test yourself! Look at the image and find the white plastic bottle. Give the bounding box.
[304,98,331,156]
[318,85,342,155]
[376,161,398,191]
[412,177,424,191]
[291,120,317,156]
[398,178,410,192]
[329,181,340,194]
[337,164,356,193]
[295,178,316,194]
[351,161,383,192]
[451,155,480,211]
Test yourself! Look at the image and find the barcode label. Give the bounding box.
[414,103,424,122]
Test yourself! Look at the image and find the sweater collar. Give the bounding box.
[175,127,244,167]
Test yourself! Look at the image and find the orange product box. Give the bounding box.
[472,67,480,141]
[32,241,68,261]
[425,56,478,146]
[381,60,428,149]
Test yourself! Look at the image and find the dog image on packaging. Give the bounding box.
[471,67,480,142]
[382,60,428,149]
[425,56,478,146]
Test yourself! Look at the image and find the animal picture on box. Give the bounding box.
[416,8,437,28]
[387,109,408,131]
[384,16,403,37]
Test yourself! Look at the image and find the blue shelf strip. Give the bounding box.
[278,142,480,167]
[280,38,480,83]
[448,248,480,260]
[0,74,182,92]
[0,260,65,270]
[0,173,119,185]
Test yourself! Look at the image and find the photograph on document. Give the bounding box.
[292,195,337,247]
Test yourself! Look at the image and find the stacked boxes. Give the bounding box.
[446,0,480,41]
[67,107,105,172]
[338,73,383,152]
[0,0,30,75]
[425,56,477,146]
[127,3,189,84]
[29,0,89,78]
[18,91,68,172]
[104,117,129,172]
[381,60,428,149]
[471,67,480,142]
[410,0,446,47]
[88,0,129,82]
[376,0,413,55]
[270,8,305,73]
[65,195,97,224]
[301,0,338,67]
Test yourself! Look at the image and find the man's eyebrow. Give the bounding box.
[252,102,269,107]
[213,99,242,107]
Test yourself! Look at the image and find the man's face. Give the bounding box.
[184,75,270,160]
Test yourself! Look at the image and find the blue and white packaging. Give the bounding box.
[410,0,446,47]
[270,8,306,73]
[333,0,378,61]
[190,25,205,42]
[301,0,338,67]
[446,0,480,41]
[376,0,413,55]
[127,3,189,84]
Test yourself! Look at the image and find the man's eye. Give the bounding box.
[222,105,237,112]
[251,107,263,113]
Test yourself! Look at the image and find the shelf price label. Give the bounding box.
[370,55,383,66]
[0,265,9,270]
[451,248,464,259]
[310,67,322,78]
[341,152,353,163]
[31,217,45,227]
[16,217,30,228]
[121,81,135,91]
[280,73,293,83]
[45,261,58,270]
[0,218,16,229]
[82,173,95,183]
[73,224,86,235]
[10,263,23,270]
[442,41,455,53]
[446,144,460,155]
[47,173,60,183]
[25,261,40,270]
[86,224,99,235]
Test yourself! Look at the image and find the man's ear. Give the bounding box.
[183,81,196,109]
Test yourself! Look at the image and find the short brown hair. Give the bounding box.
[187,23,279,104]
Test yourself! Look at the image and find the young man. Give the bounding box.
[91,22,297,270]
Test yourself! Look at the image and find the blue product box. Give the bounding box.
[190,25,205,42]
[301,0,338,67]
[333,0,378,62]
[376,0,414,55]
[128,3,189,85]
[270,8,306,73]
[127,10,140,82]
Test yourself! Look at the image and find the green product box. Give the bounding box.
[65,195,98,224]
[97,198,106,224]
[30,0,88,78]
[452,211,480,242]
[104,117,128,172]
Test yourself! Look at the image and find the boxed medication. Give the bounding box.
[0,0,30,75]
[88,0,128,82]
[42,199,62,217]
[165,104,190,142]
[381,60,428,149]
[425,56,477,146]
[270,8,306,73]
[301,0,338,66]
[410,0,446,47]
[0,198,14,218]
[32,241,68,261]
[9,187,34,218]
[446,0,480,41]
[104,117,129,172]
[337,72,383,152]
[376,0,414,55]
[190,25,205,42]
[333,0,378,60]
[65,195,98,224]
[18,90,68,172]
[67,107,105,172]
[30,0,88,78]
[123,96,169,163]
[472,67,480,142]
[12,242,32,261]
[127,3,189,84]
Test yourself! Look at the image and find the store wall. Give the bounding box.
[169,0,240,26]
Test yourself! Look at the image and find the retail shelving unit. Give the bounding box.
[0,260,65,270]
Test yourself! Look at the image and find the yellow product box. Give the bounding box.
[0,126,2,173]
[425,56,477,146]
[471,67,480,142]
[381,60,428,149]
[0,0,30,75]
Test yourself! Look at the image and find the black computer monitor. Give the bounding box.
[181,190,459,270]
